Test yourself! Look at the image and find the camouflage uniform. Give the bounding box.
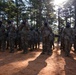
[41,22,53,55]
[8,24,16,53]
[51,32,55,49]
[73,27,76,52]
[18,24,25,50]
[14,28,22,50]
[21,22,29,54]
[6,24,10,49]
[34,29,41,49]
[60,28,65,50]
[28,28,34,51]
[0,21,6,52]
[63,24,73,56]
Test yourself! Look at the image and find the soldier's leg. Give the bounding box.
[1,39,6,52]
[22,41,28,54]
[41,42,46,54]
[35,42,37,49]
[60,38,64,50]
[18,37,22,50]
[38,39,40,49]
[65,47,69,56]
[68,43,71,55]
[47,43,52,55]
[30,44,34,51]
[9,39,14,53]
[74,40,76,52]
[14,38,17,49]
[6,38,9,49]
[62,37,64,51]
[65,40,70,56]
[64,39,67,56]
[0,40,1,51]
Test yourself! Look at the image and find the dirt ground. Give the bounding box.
[0,44,76,75]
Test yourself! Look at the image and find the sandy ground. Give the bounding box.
[0,44,76,75]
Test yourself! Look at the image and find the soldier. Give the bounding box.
[33,29,39,49]
[21,21,29,54]
[34,28,41,49]
[8,21,16,53]
[0,21,6,52]
[6,22,10,50]
[18,23,25,51]
[41,22,53,55]
[49,32,54,52]
[60,27,65,50]
[51,32,55,49]
[73,27,76,52]
[63,23,73,56]
[14,27,22,50]
[28,27,34,51]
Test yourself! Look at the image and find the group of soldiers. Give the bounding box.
[0,20,41,53]
[0,20,54,55]
[1,19,76,56]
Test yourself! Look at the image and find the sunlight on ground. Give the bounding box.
[0,43,76,75]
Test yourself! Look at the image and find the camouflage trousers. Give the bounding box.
[74,38,76,51]
[64,37,71,56]
[42,38,52,54]
[9,38,15,53]
[0,38,6,52]
[60,37,65,50]
[21,37,28,53]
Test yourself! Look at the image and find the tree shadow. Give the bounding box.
[0,51,38,67]
[60,50,76,75]
[12,53,51,75]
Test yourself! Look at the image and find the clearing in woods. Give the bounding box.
[0,43,76,75]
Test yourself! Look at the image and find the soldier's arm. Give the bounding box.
[49,27,52,33]
[39,26,44,33]
[3,26,5,32]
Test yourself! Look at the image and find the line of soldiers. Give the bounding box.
[0,20,41,53]
[0,20,54,55]
[1,20,76,56]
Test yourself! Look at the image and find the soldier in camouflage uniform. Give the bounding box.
[63,23,73,56]
[28,27,34,51]
[6,22,10,50]
[34,28,40,49]
[51,32,55,49]
[49,32,54,52]
[14,27,22,50]
[21,21,29,54]
[60,27,65,50]
[41,22,53,55]
[73,27,76,52]
[8,21,16,53]
[0,21,6,52]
